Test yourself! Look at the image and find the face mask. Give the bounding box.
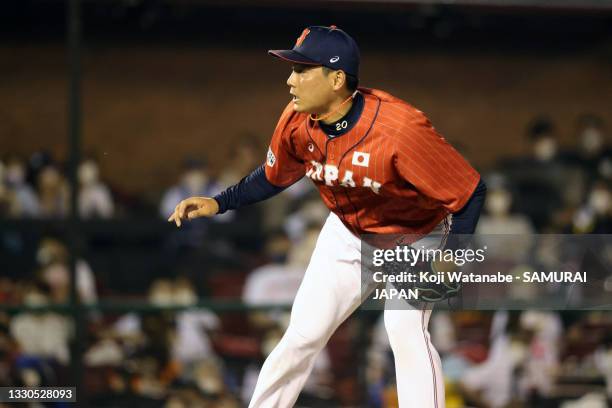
[580,128,603,155]
[36,247,53,265]
[43,264,70,288]
[39,167,60,189]
[78,162,99,186]
[573,207,594,232]
[589,188,611,215]
[24,292,48,307]
[36,242,65,266]
[534,138,557,161]
[182,171,207,193]
[486,191,511,216]
[174,289,197,306]
[150,289,173,306]
[5,164,25,186]
[21,368,41,387]
[196,374,222,395]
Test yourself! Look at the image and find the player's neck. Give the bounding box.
[320,92,355,125]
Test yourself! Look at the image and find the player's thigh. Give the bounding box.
[288,215,362,338]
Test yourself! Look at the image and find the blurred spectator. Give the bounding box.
[518,311,563,400]
[499,117,579,230]
[170,277,220,366]
[160,158,221,218]
[36,237,98,304]
[78,157,114,218]
[0,175,19,217]
[242,225,321,323]
[160,158,222,249]
[568,114,612,183]
[217,134,261,188]
[460,311,529,408]
[3,155,40,217]
[191,359,240,406]
[284,196,329,243]
[264,178,317,232]
[560,393,609,408]
[594,336,612,399]
[37,165,70,218]
[476,180,535,261]
[10,283,73,365]
[26,150,54,187]
[115,277,220,365]
[476,179,535,236]
[571,180,612,233]
[242,229,302,329]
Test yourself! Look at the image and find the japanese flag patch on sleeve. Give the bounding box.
[267,147,276,167]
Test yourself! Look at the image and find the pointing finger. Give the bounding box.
[178,201,186,219]
[187,209,203,219]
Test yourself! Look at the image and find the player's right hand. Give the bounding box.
[167,197,219,227]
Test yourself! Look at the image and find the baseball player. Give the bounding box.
[168,25,486,407]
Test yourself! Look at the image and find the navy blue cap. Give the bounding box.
[269,25,360,78]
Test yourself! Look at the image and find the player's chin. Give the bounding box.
[292,101,305,112]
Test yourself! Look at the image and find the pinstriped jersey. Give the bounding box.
[265,87,480,236]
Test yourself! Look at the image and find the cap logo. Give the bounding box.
[330,56,340,63]
[295,28,310,47]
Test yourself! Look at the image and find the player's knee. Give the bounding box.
[284,324,327,353]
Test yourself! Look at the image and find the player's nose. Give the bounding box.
[286,71,297,87]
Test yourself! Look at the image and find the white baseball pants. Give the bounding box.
[248,212,446,408]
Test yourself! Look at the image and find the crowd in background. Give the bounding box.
[0,113,611,407]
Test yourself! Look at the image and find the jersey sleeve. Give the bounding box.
[264,102,307,187]
[393,110,480,213]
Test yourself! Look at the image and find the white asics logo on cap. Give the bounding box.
[329,56,340,63]
[352,151,370,167]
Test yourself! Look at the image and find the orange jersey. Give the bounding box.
[265,88,480,236]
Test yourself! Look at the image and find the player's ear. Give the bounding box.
[332,70,347,92]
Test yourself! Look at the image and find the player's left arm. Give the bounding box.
[213,165,287,214]
[448,178,486,234]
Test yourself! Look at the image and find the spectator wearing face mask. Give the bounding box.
[37,165,70,218]
[0,160,19,217]
[114,278,220,366]
[160,159,224,250]
[476,182,534,236]
[568,115,612,183]
[78,157,114,218]
[517,311,563,402]
[571,181,612,233]
[499,117,573,231]
[10,283,73,365]
[3,155,40,217]
[475,180,535,261]
[36,237,98,304]
[160,158,221,219]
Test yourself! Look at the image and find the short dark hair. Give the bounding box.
[577,113,604,130]
[322,67,359,92]
[345,74,359,92]
[527,116,555,140]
